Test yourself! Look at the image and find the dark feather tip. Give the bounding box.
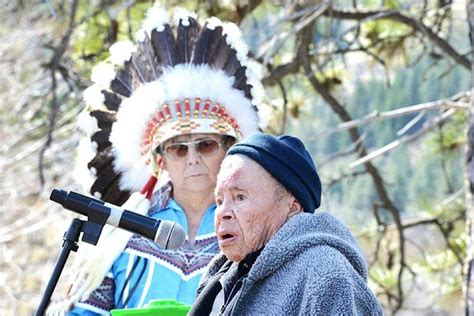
[102,90,122,111]
[209,36,233,70]
[175,16,201,64]
[110,65,132,97]
[90,110,116,129]
[192,25,223,65]
[151,25,177,67]
[91,129,112,152]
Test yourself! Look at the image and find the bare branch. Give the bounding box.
[38,0,79,188]
[262,60,299,86]
[325,7,471,69]
[349,108,456,168]
[319,128,369,167]
[396,110,426,136]
[325,170,368,188]
[311,91,470,141]
[257,1,331,63]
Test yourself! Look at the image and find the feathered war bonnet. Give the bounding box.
[59,7,264,306]
[77,5,264,205]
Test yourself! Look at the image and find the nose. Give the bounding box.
[186,145,201,165]
[215,199,234,221]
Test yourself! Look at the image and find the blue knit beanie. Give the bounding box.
[227,133,322,213]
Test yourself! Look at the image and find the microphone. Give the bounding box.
[50,189,186,250]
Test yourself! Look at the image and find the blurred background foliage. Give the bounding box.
[0,0,471,315]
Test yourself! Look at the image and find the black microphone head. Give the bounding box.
[50,189,67,205]
[155,221,186,250]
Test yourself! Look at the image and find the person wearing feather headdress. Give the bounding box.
[50,5,264,315]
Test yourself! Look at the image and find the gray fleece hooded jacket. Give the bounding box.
[193,212,384,315]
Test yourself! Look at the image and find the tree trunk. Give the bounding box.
[465,2,474,315]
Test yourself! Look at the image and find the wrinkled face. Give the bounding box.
[161,133,229,194]
[214,155,302,262]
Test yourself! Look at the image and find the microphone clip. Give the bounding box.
[81,202,110,245]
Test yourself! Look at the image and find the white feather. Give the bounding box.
[109,40,136,65]
[73,137,98,193]
[222,22,249,65]
[246,59,266,107]
[93,191,102,199]
[205,16,222,30]
[77,108,98,136]
[90,62,116,86]
[141,3,168,35]
[220,21,265,109]
[82,85,106,111]
[136,29,146,42]
[173,7,197,27]
[256,102,272,130]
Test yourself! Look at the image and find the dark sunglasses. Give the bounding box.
[160,139,224,160]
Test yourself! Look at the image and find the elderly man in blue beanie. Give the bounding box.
[189,133,383,315]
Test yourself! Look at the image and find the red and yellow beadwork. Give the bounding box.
[140,97,241,165]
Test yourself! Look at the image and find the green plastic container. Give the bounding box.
[110,299,191,316]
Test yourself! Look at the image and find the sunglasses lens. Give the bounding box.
[196,139,219,156]
[163,139,221,160]
[165,144,188,159]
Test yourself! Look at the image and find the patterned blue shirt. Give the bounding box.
[69,198,219,315]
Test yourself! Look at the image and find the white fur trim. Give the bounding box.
[109,40,136,65]
[90,62,116,86]
[173,7,197,27]
[110,64,259,191]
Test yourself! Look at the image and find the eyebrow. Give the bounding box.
[215,183,246,196]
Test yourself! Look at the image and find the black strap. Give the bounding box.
[122,258,148,308]
[116,256,145,309]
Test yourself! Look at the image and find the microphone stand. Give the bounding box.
[35,205,109,315]
[34,218,83,315]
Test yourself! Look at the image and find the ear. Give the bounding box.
[157,154,166,169]
[288,197,303,217]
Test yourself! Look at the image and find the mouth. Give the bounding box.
[187,173,205,177]
[218,232,237,246]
